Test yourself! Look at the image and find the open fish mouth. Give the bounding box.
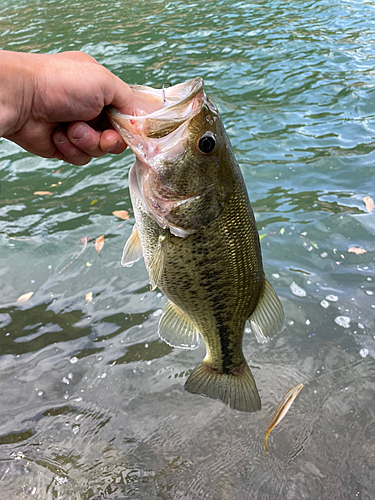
[107,77,223,236]
[129,77,204,120]
[106,77,206,167]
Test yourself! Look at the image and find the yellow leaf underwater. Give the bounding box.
[363,196,374,213]
[95,235,105,254]
[17,291,34,303]
[264,383,304,453]
[348,247,367,255]
[112,210,130,220]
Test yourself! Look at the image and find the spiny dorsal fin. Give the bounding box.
[158,300,200,350]
[248,278,284,344]
[121,225,143,267]
[148,232,169,291]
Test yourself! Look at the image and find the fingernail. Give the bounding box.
[72,124,88,141]
[107,140,120,153]
[55,132,68,144]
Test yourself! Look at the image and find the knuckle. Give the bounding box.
[69,155,92,166]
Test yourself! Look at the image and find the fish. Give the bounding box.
[107,77,284,412]
[264,383,304,452]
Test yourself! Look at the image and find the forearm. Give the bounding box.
[0,50,35,138]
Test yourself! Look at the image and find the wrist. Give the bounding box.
[0,50,36,138]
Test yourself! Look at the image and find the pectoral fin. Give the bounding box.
[158,300,200,349]
[148,232,169,291]
[121,225,143,267]
[248,279,284,343]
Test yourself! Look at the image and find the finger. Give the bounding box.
[100,129,127,154]
[68,122,127,156]
[67,122,105,158]
[106,74,134,115]
[52,129,92,165]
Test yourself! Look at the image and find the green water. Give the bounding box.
[1,0,375,498]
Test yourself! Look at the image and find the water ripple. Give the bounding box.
[1,0,375,497]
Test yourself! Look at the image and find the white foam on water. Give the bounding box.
[290,282,306,297]
[334,316,351,328]
[326,294,339,302]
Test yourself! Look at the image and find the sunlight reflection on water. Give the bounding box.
[0,0,375,498]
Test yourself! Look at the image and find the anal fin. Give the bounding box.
[248,278,284,344]
[158,300,200,350]
[121,225,143,267]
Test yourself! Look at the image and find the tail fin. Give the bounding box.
[184,361,261,412]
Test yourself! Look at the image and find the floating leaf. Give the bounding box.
[85,292,93,302]
[86,262,92,267]
[95,235,105,254]
[348,247,367,255]
[17,291,33,303]
[264,383,304,453]
[34,191,53,196]
[280,227,285,235]
[363,196,374,213]
[90,199,98,206]
[310,241,319,249]
[259,234,266,240]
[112,210,130,220]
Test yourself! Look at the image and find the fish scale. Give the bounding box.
[158,179,263,368]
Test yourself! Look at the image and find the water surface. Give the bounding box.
[0,0,375,498]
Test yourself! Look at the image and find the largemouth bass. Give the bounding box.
[107,77,284,412]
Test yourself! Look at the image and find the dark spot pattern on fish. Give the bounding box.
[216,323,233,374]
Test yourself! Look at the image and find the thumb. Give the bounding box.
[107,73,134,116]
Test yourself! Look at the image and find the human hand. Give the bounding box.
[1,50,133,165]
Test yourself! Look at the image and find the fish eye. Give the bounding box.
[198,134,216,154]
